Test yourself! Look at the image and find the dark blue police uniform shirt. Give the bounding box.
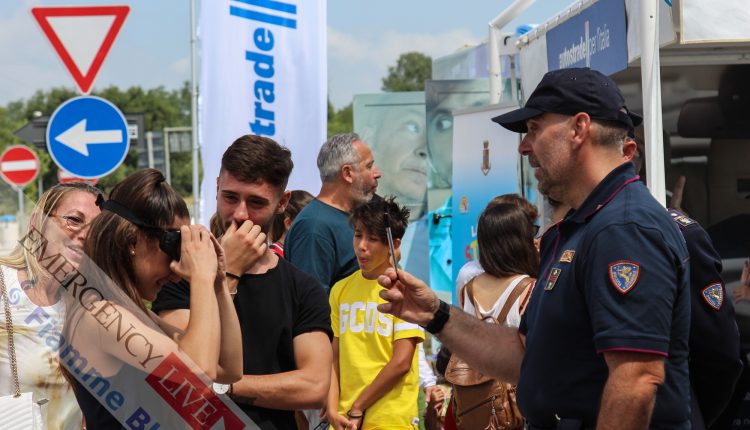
[518,162,691,429]
[668,209,742,429]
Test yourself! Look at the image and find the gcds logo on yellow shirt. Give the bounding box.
[339,302,393,336]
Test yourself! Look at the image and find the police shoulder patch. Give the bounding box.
[608,261,640,295]
[701,283,724,310]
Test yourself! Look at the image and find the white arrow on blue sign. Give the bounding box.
[47,96,129,179]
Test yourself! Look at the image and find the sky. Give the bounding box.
[0,0,574,110]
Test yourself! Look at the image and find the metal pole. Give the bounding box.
[37,174,42,200]
[190,0,201,223]
[488,0,535,104]
[17,187,25,234]
[164,131,172,184]
[146,131,154,168]
[489,26,502,104]
[640,0,666,206]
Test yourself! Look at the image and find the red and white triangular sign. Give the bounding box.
[31,6,130,94]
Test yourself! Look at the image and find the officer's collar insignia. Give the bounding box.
[609,261,640,294]
[545,268,562,291]
[559,250,576,263]
[701,283,723,310]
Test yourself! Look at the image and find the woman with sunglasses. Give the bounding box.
[1,182,101,430]
[61,169,243,428]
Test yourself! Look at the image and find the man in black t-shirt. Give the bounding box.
[152,135,333,430]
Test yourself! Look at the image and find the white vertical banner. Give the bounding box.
[198,0,327,224]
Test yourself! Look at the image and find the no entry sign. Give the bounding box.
[58,169,98,185]
[0,145,40,188]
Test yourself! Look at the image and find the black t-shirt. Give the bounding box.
[152,258,332,430]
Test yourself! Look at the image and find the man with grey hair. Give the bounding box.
[285,133,381,292]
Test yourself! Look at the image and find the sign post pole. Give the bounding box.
[17,187,25,235]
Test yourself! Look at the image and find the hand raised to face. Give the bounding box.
[169,225,218,284]
[220,219,268,276]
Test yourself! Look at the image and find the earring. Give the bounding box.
[130,250,135,256]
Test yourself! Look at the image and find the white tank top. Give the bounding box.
[462,274,530,328]
[0,265,83,430]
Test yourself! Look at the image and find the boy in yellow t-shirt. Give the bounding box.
[326,197,425,430]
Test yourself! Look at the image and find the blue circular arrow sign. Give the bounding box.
[47,96,129,179]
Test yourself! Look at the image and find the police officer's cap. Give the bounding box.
[491,67,642,134]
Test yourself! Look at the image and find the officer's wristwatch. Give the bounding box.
[422,300,451,334]
[212,383,231,395]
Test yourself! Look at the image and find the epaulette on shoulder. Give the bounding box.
[668,209,697,229]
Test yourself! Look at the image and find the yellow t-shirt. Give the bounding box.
[330,270,425,429]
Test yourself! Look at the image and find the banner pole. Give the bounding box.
[190,0,201,223]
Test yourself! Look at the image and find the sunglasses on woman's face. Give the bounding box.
[96,194,182,261]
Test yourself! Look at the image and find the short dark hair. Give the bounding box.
[478,203,539,278]
[592,119,628,150]
[221,135,294,189]
[350,196,410,244]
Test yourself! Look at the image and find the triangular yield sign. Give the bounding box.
[31,6,130,94]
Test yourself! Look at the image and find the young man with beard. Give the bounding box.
[376,68,692,429]
[152,135,333,430]
[284,133,381,293]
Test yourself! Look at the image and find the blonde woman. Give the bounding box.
[1,182,101,430]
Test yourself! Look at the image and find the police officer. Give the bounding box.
[376,68,692,429]
[629,131,742,429]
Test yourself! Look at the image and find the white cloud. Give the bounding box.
[0,4,74,104]
[327,26,482,108]
[0,2,190,106]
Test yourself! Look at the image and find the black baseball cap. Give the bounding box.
[491,67,642,133]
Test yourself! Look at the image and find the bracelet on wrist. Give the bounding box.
[422,300,451,334]
[346,409,364,419]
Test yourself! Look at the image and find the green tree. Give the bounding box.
[327,100,353,137]
[381,52,432,92]
[0,83,193,201]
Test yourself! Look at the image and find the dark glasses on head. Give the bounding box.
[96,194,182,261]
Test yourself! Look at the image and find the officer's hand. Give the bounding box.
[220,220,267,275]
[377,268,440,326]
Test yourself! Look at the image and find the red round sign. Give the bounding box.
[57,169,98,185]
[0,145,40,188]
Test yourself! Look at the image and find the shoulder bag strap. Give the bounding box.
[496,276,534,325]
[458,278,472,309]
[464,279,484,319]
[0,268,21,397]
[518,279,537,315]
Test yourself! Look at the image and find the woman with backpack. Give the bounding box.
[445,201,539,430]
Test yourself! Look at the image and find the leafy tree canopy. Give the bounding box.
[381,52,432,92]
